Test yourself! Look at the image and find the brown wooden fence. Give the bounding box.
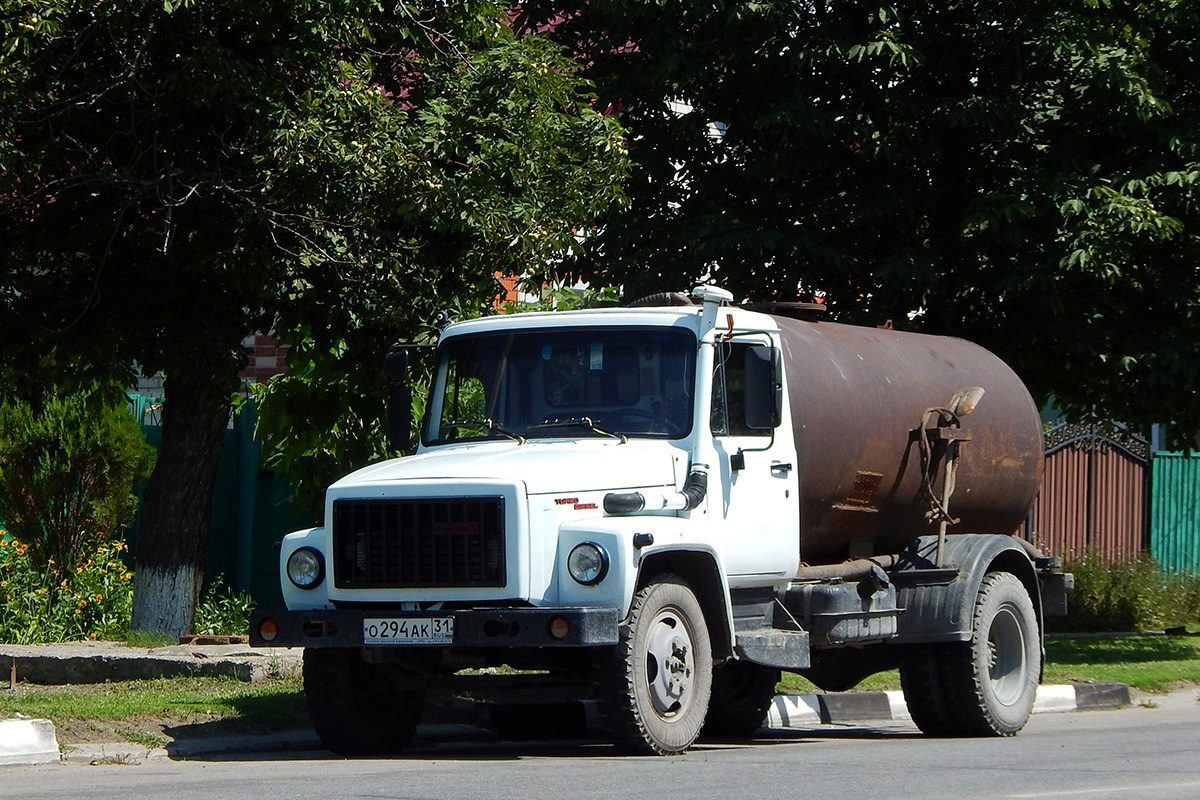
[1026,423,1150,561]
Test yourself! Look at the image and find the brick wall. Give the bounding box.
[240,334,289,384]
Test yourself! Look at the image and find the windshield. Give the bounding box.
[423,326,696,445]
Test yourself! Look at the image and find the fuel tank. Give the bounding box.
[771,315,1043,564]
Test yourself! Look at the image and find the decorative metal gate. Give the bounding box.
[1027,423,1150,561]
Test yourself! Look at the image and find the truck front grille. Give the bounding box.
[331,497,506,588]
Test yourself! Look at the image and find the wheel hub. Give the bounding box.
[645,608,694,717]
[987,604,1028,706]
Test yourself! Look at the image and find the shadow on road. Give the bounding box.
[162,722,925,763]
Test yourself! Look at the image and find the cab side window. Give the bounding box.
[711,342,771,437]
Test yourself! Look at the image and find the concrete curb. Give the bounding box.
[765,682,1131,728]
[0,719,59,766]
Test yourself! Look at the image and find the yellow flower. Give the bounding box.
[4,594,10,601]
[47,557,54,564]
[37,588,48,596]
[95,594,103,603]
[89,633,98,641]
[0,540,8,548]
[0,581,6,588]
[79,599,87,607]
[74,608,81,614]
[122,574,132,581]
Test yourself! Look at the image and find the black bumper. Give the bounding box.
[249,607,620,649]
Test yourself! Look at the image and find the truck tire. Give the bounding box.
[899,644,959,736]
[303,648,425,755]
[901,571,1040,737]
[595,576,713,755]
[702,661,780,738]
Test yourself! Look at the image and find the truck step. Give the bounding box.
[733,629,811,670]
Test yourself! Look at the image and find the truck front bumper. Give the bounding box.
[249,607,620,649]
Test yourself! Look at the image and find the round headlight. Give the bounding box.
[567,542,609,586]
[287,547,325,589]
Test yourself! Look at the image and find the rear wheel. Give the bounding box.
[595,576,713,755]
[899,643,958,736]
[964,571,1041,735]
[702,660,780,738]
[303,648,425,755]
[901,571,1040,737]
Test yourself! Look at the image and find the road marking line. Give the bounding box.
[1011,781,1200,798]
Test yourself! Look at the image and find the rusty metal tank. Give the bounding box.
[769,314,1043,565]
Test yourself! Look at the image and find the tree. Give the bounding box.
[0,387,155,576]
[519,1,1200,442]
[0,0,627,634]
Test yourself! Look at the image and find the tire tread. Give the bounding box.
[593,575,712,755]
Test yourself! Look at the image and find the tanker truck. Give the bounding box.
[249,285,1071,756]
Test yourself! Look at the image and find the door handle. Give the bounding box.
[771,462,793,473]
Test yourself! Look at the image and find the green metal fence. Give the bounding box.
[127,396,309,609]
[1150,452,1200,574]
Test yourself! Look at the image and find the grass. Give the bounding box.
[777,633,1200,695]
[117,729,171,749]
[0,674,308,745]
[122,630,180,649]
[1042,633,1200,691]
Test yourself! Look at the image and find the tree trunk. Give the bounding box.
[131,363,235,636]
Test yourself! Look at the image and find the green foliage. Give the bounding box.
[193,577,255,637]
[0,0,629,627]
[520,0,1200,442]
[0,530,256,642]
[501,282,623,314]
[0,535,135,644]
[1053,551,1200,633]
[0,390,155,575]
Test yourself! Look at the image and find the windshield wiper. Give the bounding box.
[533,416,627,444]
[443,419,526,444]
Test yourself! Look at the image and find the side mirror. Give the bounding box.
[743,345,782,430]
[385,347,413,452]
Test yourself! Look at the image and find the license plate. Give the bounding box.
[363,617,454,645]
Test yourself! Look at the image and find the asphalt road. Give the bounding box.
[3,692,1198,800]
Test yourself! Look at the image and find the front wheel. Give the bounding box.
[303,648,426,755]
[595,576,713,755]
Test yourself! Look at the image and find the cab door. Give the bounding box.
[710,339,799,584]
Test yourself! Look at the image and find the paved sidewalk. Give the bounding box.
[0,641,301,685]
[0,642,1133,766]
